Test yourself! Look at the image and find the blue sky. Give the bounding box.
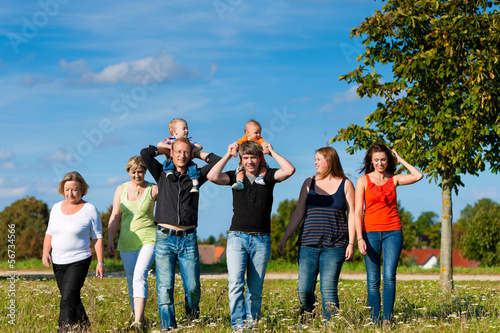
[1,0,498,239]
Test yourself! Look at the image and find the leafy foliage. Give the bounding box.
[270,199,299,262]
[0,196,49,260]
[459,199,500,266]
[331,0,500,289]
[332,0,500,189]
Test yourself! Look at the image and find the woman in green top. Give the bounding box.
[108,156,158,329]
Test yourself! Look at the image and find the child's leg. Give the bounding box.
[187,161,200,193]
[231,165,245,190]
[255,162,268,185]
[236,169,244,182]
[258,164,268,177]
[163,158,176,181]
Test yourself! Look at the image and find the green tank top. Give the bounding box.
[117,182,156,252]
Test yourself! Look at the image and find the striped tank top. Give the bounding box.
[297,177,349,247]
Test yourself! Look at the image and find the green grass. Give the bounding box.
[1,275,499,332]
[2,258,500,275]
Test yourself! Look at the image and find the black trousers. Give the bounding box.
[52,256,92,330]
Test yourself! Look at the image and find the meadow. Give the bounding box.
[1,271,499,332]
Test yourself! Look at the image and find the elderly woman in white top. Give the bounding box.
[42,171,105,331]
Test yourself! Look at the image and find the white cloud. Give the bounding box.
[45,149,73,163]
[471,187,499,200]
[1,162,16,170]
[318,86,360,114]
[0,186,28,198]
[70,53,201,85]
[0,150,14,160]
[333,85,359,104]
[103,176,128,186]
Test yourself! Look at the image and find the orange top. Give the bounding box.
[237,135,266,163]
[363,174,401,231]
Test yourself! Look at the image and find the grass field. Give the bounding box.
[1,273,499,332]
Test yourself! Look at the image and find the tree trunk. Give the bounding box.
[440,173,454,291]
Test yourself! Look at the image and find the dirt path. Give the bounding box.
[2,270,499,281]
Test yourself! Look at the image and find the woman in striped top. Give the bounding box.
[278,147,355,320]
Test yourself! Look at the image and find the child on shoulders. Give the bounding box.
[157,118,203,193]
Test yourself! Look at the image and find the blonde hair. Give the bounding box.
[125,156,147,172]
[58,171,89,196]
[244,119,262,134]
[168,118,187,135]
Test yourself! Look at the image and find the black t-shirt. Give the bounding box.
[225,169,279,234]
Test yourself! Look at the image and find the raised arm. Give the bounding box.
[262,142,295,182]
[207,142,238,185]
[140,146,168,182]
[392,149,423,186]
[277,178,310,255]
[107,185,123,256]
[354,176,367,255]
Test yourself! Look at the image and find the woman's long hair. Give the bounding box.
[316,147,347,180]
[359,142,396,175]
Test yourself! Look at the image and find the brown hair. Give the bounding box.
[244,119,262,134]
[58,171,89,196]
[125,156,147,172]
[168,118,187,135]
[360,142,396,174]
[238,140,262,157]
[315,147,347,180]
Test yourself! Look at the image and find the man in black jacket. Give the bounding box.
[140,138,220,330]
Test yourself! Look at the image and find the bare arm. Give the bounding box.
[392,149,423,186]
[107,185,122,256]
[157,141,171,150]
[277,178,310,255]
[151,184,158,201]
[262,142,295,182]
[42,234,52,268]
[207,143,238,185]
[354,176,367,255]
[344,179,356,260]
[93,238,105,280]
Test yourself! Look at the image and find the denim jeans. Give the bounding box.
[298,245,346,319]
[226,231,271,329]
[155,229,200,330]
[52,256,92,329]
[363,230,403,322]
[120,243,155,308]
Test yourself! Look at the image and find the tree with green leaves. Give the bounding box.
[331,0,500,290]
[270,199,299,262]
[0,196,49,260]
[459,199,500,266]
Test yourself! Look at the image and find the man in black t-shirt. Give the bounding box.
[208,140,295,330]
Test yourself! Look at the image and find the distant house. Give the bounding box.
[198,245,226,264]
[403,249,479,269]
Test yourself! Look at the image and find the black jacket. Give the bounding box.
[140,146,221,227]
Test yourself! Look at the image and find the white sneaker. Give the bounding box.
[255,175,266,185]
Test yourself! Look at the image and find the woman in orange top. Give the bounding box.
[355,143,422,326]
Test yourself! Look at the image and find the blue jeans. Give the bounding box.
[163,158,200,179]
[226,231,271,329]
[155,229,200,329]
[363,230,403,322]
[298,246,346,319]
